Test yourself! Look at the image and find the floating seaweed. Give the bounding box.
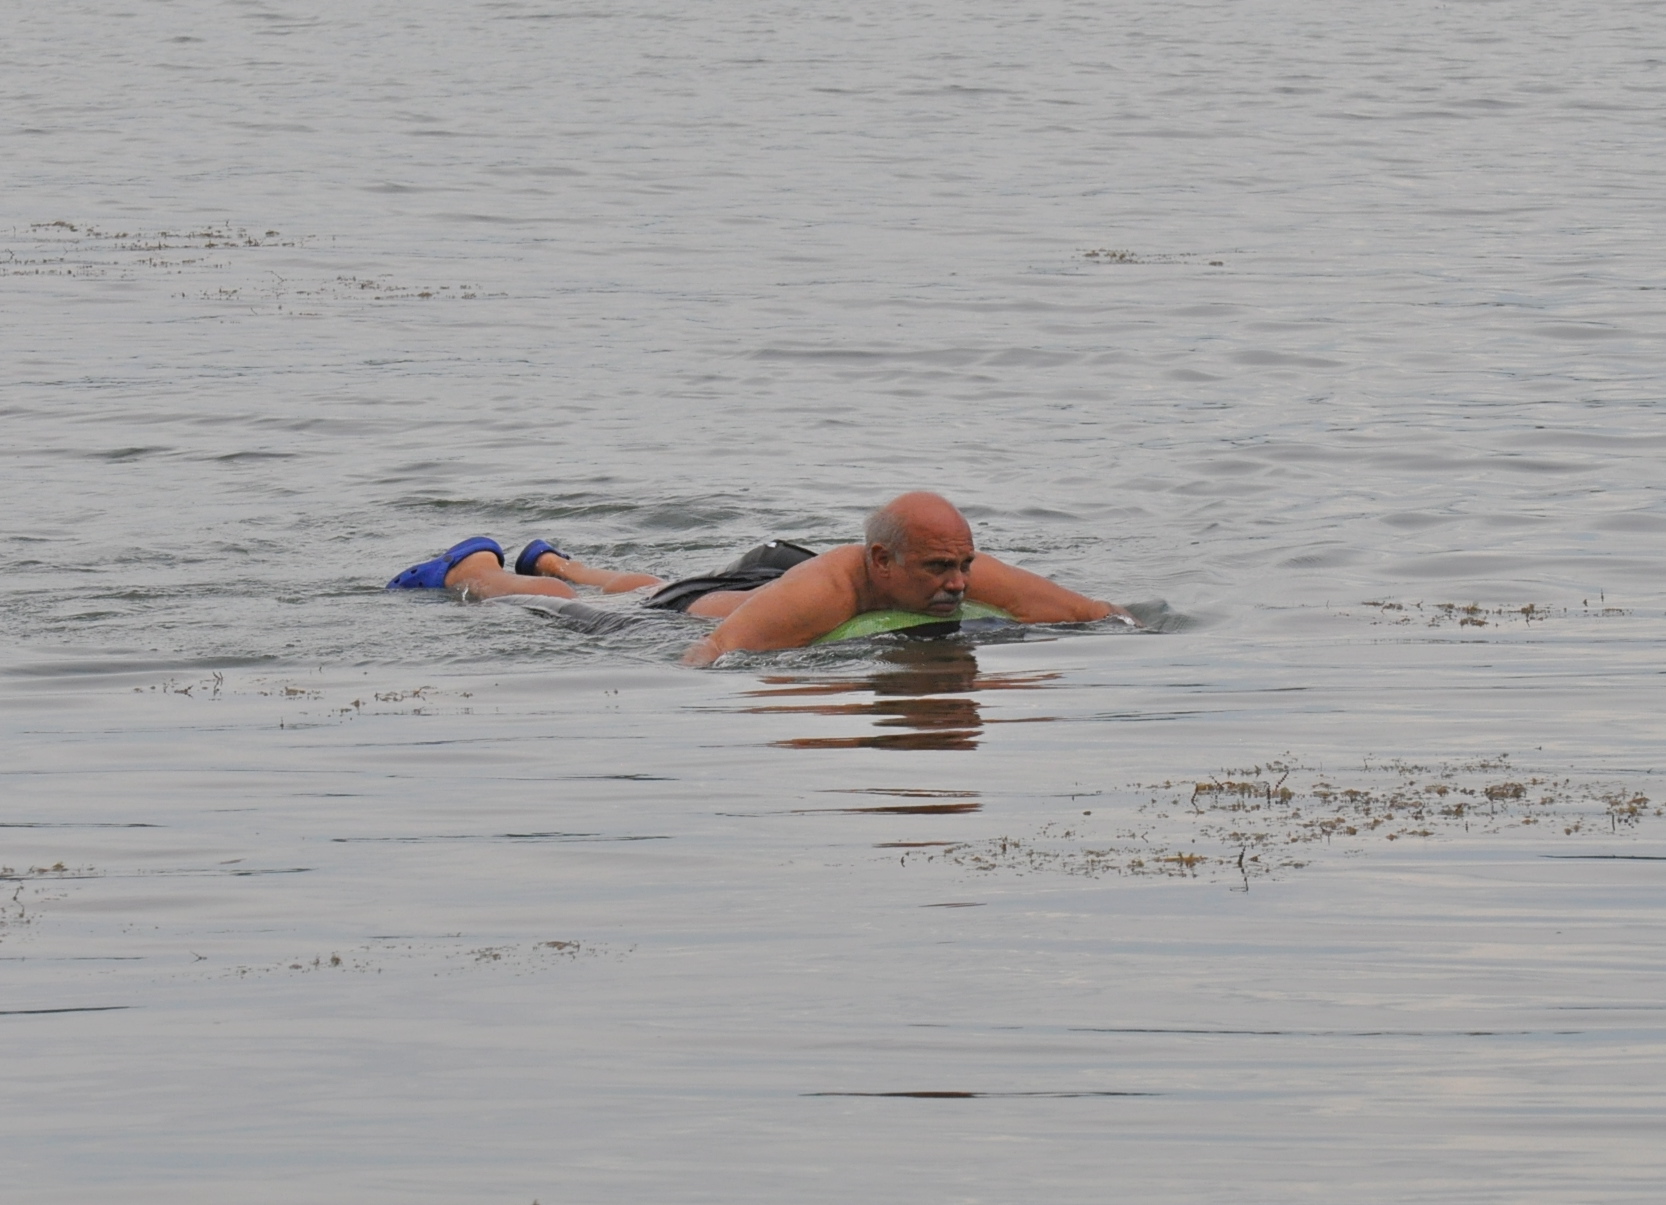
[927,757,1660,885]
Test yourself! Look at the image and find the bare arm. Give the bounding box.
[966,554,1137,625]
[682,555,861,666]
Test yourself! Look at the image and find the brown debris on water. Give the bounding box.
[1355,600,1634,628]
[2,223,498,313]
[1080,248,1202,265]
[928,757,1661,885]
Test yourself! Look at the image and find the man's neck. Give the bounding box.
[852,550,896,614]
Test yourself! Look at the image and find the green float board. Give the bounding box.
[814,600,1016,644]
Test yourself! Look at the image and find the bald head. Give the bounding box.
[862,493,977,614]
[864,492,973,561]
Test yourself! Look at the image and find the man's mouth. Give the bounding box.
[925,591,964,614]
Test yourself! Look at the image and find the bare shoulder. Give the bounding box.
[684,545,865,664]
[966,552,1119,624]
[798,543,867,581]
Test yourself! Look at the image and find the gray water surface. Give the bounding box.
[4,1,1665,1200]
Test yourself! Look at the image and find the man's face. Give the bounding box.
[872,525,976,616]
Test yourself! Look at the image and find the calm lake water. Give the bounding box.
[4,1,1665,1200]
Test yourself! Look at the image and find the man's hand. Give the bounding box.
[682,636,723,668]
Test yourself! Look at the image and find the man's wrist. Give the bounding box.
[682,637,721,667]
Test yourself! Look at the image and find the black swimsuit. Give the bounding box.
[641,540,818,613]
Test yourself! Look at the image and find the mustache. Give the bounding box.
[929,588,965,606]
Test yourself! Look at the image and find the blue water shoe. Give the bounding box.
[515,538,572,576]
[386,536,504,590]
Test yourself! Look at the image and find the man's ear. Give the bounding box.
[868,542,894,572]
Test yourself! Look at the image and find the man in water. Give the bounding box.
[389,492,1138,665]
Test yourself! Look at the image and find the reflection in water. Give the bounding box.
[803,1091,1154,1099]
[742,645,1059,751]
[799,802,981,815]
